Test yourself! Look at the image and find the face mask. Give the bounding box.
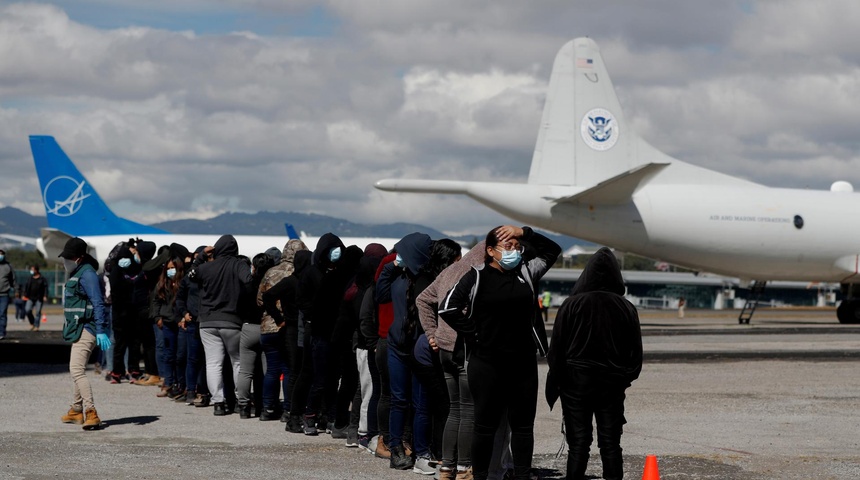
[395,254,405,269]
[63,258,78,274]
[134,253,141,264]
[30,270,35,275]
[166,268,176,279]
[118,258,132,269]
[329,247,342,263]
[0,255,4,262]
[498,249,522,270]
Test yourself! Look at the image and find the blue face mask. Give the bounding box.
[166,268,176,279]
[0,255,5,262]
[134,253,141,264]
[118,258,132,269]
[498,249,522,270]
[329,247,342,263]
[395,254,405,269]
[30,270,35,275]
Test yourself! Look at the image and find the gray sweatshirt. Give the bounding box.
[0,261,14,296]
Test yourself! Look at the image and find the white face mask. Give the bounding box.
[63,258,78,274]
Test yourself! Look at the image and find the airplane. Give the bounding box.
[375,37,860,324]
[29,136,400,267]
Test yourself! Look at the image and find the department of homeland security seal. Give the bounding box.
[580,108,619,151]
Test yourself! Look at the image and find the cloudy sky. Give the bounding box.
[1,1,859,236]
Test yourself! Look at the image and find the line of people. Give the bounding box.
[58,225,643,480]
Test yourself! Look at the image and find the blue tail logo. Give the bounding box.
[29,135,167,236]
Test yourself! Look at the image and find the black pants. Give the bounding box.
[468,352,537,480]
[559,368,628,480]
[136,306,158,376]
[375,338,391,440]
[283,325,301,413]
[332,340,358,428]
[290,324,314,416]
[112,305,141,376]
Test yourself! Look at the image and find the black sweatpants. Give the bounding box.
[468,352,537,480]
[559,368,628,480]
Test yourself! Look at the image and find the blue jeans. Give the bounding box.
[0,295,9,337]
[155,322,179,386]
[388,347,427,455]
[25,299,43,327]
[184,321,206,393]
[261,330,289,411]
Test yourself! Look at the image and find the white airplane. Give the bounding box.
[29,136,400,267]
[376,37,860,324]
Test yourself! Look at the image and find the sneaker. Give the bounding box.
[61,407,84,425]
[345,428,359,447]
[286,414,304,434]
[302,415,318,436]
[193,394,211,408]
[167,386,185,400]
[185,391,196,405]
[156,386,170,398]
[82,408,102,430]
[330,424,348,439]
[280,411,290,423]
[213,402,229,416]
[239,404,253,419]
[358,434,371,452]
[259,408,281,421]
[128,372,142,384]
[109,373,123,384]
[413,455,435,475]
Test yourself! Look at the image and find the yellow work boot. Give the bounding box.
[136,375,162,386]
[61,407,84,425]
[82,408,102,430]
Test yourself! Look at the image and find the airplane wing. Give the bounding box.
[551,163,669,205]
[0,233,38,246]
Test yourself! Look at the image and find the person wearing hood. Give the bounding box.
[546,247,642,480]
[58,237,111,430]
[257,239,308,421]
[176,246,209,406]
[263,248,312,433]
[109,239,158,384]
[330,243,388,445]
[439,225,561,480]
[375,232,433,471]
[193,235,254,416]
[294,233,362,434]
[0,248,14,341]
[150,252,188,399]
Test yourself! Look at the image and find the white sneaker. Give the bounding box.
[413,456,435,475]
[367,435,379,455]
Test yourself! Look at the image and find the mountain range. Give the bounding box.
[0,206,590,251]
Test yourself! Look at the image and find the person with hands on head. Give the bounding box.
[58,237,112,430]
[439,225,561,480]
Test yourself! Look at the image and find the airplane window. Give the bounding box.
[794,215,804,229]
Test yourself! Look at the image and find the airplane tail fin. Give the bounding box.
[285,223,299,239]
[527,38,671,187]
[29,136,166,236]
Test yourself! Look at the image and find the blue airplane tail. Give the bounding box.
[29,136,167,236]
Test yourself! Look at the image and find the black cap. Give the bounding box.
[59,237,88,259]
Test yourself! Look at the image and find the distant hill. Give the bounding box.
[0,206,47,237]
[0,206,593,251]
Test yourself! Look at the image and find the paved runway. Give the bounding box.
[1,308,859,479]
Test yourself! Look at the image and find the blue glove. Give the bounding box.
[96,333,111,351]
[118,258,131,269]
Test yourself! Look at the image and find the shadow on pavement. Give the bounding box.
[103,415,160,427]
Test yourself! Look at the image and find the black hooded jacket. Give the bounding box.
[546,247,643,408]
[297,233,362,340]
[262,250,312,328]
[109,240,156,309]
[193,235,253,329]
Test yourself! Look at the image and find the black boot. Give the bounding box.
[286,414,304,433]
[389,444,414,470]
[239,404,252,419]
[213,402,228,416]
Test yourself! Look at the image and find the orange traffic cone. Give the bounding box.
[41,314,48,323]
[642,454,660,480]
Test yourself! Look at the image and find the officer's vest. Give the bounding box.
[64,263,95,325]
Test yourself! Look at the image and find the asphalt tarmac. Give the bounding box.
[1,308,859,479]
